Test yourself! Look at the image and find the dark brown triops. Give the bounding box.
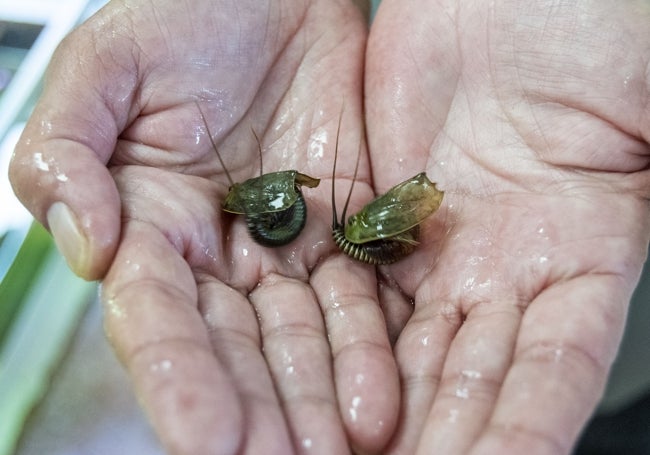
[196,102,320,247]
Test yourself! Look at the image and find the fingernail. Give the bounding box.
[47,202,89,276]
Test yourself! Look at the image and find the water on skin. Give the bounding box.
[104,297,127,320]
[150,359,173,373]
[455,369,482,400]
[308,128,328,160]
[349,396,362,423]
[33,151,69,182]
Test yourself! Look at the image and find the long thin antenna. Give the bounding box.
[331,109,344,228]
[195,101,234,186]
[250,126,264,205]
[341,138,361,226]
[250,127,263,178]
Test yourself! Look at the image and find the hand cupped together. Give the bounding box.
[366,1,650,454]
[11,1,398,454]
[9,1,650,454]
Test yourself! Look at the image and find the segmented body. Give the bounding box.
[332,224,419,265]
[246,189,307,247]
[195,102,319,248]
[329,112,443,265]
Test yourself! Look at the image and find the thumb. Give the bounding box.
[10,136,120,280]
[8,17,136,280]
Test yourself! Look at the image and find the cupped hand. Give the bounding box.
[10,1,399,453]
[365,1,650,454]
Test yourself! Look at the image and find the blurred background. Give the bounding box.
[0,1,648,454]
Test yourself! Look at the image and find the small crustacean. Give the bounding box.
[330,116,444,265]
[196,103,320,247]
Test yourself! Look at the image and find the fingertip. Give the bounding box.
[339,350,401,454]
[312,257,401,452]
[10,138,121,281]
[46,202,88,276]
[131,343,245,455]
[46,201,114,280]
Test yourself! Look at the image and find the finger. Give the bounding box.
[377,273,415,346]
[385,292,462,454]
[311,256,400,454]
[102,220,243,455]
[10,131,121,280]
[413,300,521,454]
[198,277,295,454]
[9,15,137,279]
[249,274,349,454]
[468,275,629,455]
[365,0,458,187]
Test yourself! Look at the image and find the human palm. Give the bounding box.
[10,0,650,454]
[365,1,650,453]
[11,1,400,454]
